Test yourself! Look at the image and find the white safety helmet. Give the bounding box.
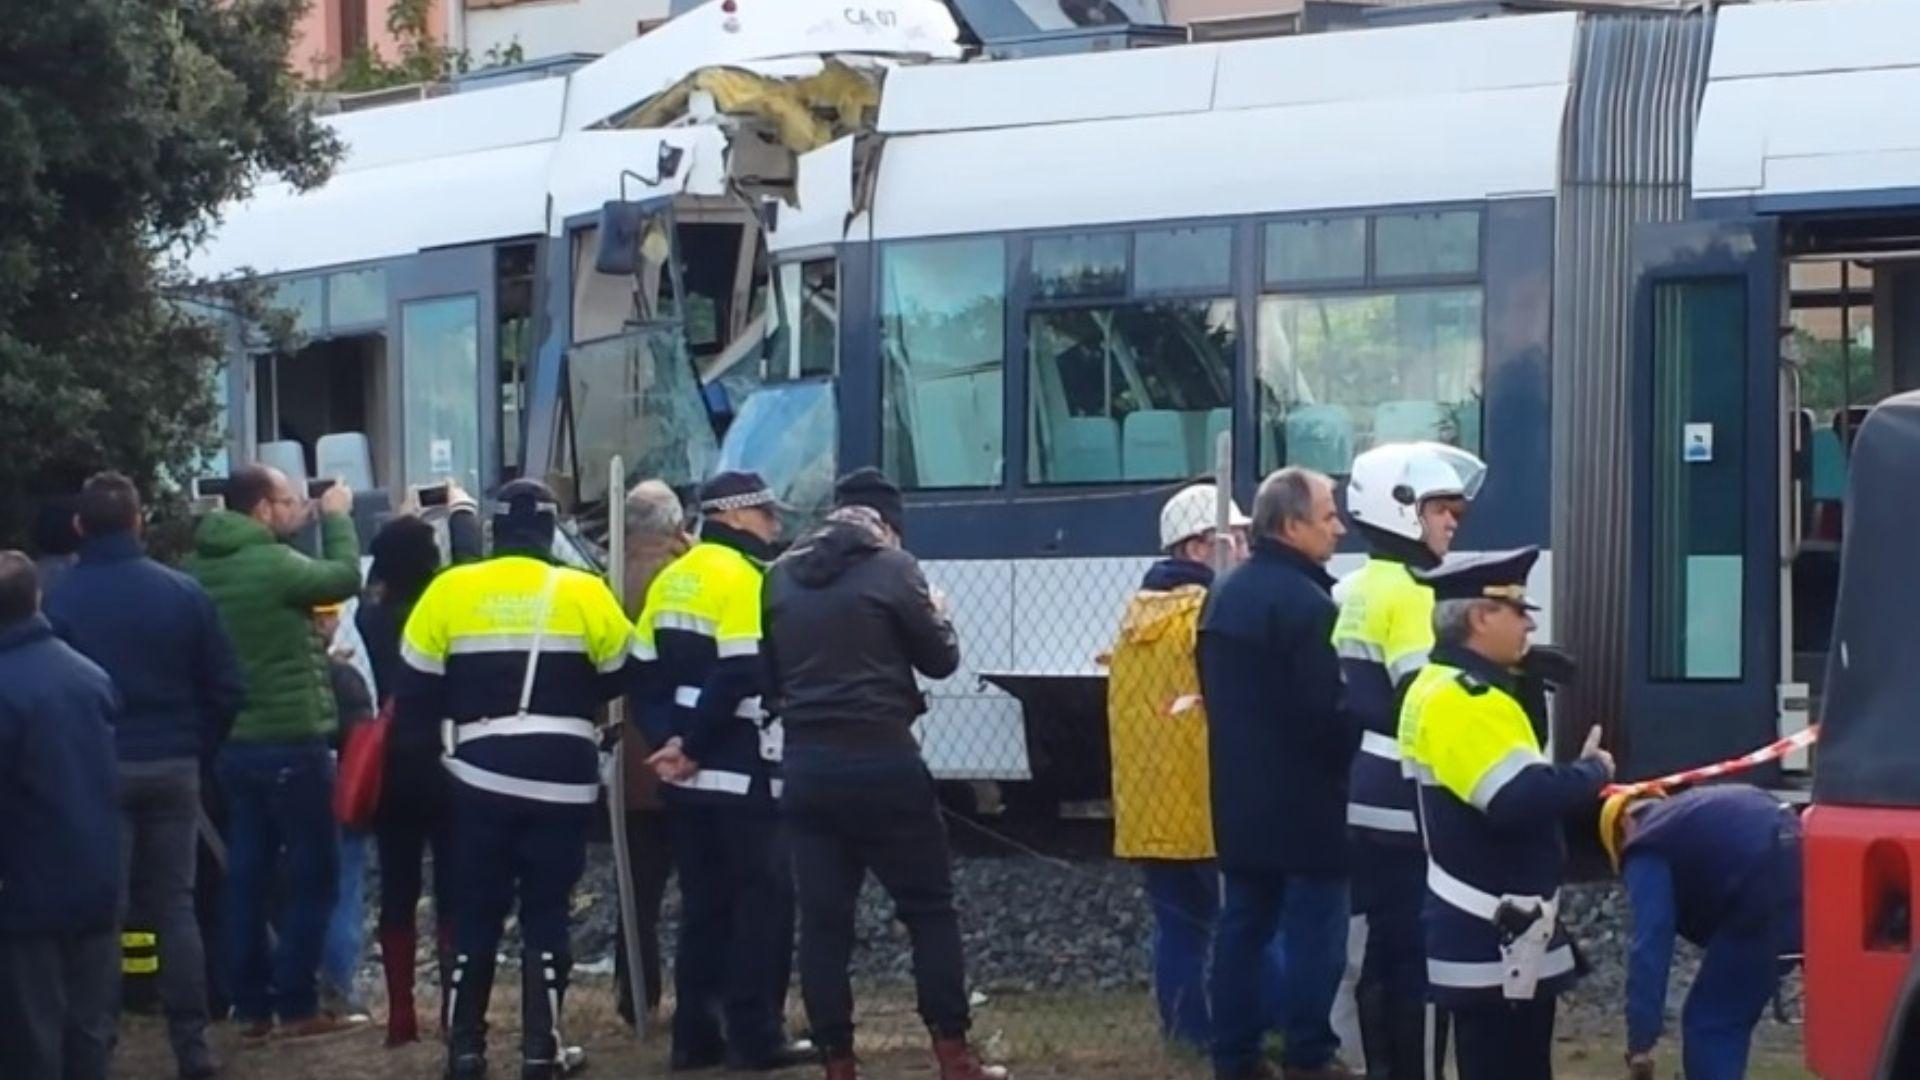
[1346,442,1488,542]
[1160,483,1251,551]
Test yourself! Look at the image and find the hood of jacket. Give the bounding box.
[1140,557,1214,592]
[783,519,884,588]
[194,509,277,559]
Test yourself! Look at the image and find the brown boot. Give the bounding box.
[931,1035,1008,1080]
[824,1050,861,1080]
[380,927,419,1047]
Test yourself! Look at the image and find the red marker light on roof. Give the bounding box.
[721,0,737,11]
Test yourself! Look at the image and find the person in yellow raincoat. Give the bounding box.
[1106,483,1281,1051]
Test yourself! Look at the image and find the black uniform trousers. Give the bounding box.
[1451,994,1555,1080]
[449,792,589,978]
[668,798,795,1060]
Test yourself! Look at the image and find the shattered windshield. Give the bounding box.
[566,327,719,510]
[714,380,837,534]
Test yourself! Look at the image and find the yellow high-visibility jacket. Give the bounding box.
[1107,583,1215,861]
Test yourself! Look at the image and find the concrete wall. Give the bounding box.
[465,0,672,62]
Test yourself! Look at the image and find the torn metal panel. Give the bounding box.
[617,60,886,157]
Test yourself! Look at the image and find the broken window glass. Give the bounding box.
[565,328,718,510]
[715,380,838,534]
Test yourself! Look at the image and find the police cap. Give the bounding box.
[1415,546,1541,610]
[699,471,776,514]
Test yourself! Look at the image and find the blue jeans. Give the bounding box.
[1680,923,1778,1079]
[1211,870,1348,1074]
[322,829,369,1005]
[1140,861,1287,1051]
[218,742,338,1024]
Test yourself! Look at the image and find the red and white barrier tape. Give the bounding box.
[1600,725,1819,799]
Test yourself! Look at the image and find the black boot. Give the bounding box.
[445,951,495,1080]
[1355,983,1390,1080]
[522,950,587,1080]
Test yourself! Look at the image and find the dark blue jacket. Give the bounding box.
[0,615,122,935]
[46,532,245,761]
[1622,785,1803,1053]
[1199,538,1360,876]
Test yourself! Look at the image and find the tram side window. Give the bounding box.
[881,238,1006,490]
[1027,226,1234,485]
[1258,211,1484,475]
[769,259,837,381]
[1029,301,1235,484]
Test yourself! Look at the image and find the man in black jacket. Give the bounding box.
[763,469,1004,1080]
[1200,467,1359,1080]
[0,551,123,1080]
[46,472,243,1079]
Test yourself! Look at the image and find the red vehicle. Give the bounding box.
[1803,390,1920,1079]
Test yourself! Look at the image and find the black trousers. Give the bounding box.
[1451,994,1556,1080]
[0,930,119,1080]
[782,758,970,1054]
[613,808,674,1018]
[376,814,451,935]
[668,800,794,1060]
[118,758,214,1074]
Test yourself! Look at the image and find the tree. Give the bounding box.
[0,1,338,549]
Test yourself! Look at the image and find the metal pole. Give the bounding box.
[603,455,649,1035]
[1211,430,1234,573]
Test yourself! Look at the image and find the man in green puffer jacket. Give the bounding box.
[188,464,363,1040]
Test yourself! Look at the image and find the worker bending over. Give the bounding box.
[1603,784,1803,1080]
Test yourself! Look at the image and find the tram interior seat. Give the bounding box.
[1373,399,1450,443]
[1283,404,1354,476]
[316,432,375,492]
[1122,410,1192,481]
[258,441,309,486]
[1052,416,1121,482]
[1205,408,1230,462]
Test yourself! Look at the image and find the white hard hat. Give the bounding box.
[1160,483,1251,550]
[1346,442,1487,542]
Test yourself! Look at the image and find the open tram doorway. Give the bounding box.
[253,331,390,490]
[1783,232,1920,734]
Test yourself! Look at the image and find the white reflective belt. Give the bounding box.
[1348,803,1419,834]
[664,769,755,797]
[1360,731,1402,762]
[1427,944,1574,990]
[672,685,765,720]
[1428,861,1556,922]
[453,715,599,746]
[443,757,600,805]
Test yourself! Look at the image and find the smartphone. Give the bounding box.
[307,478,337,499]
[189,477,227,513]
[416,482,451,509]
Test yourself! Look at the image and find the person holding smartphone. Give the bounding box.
[186,465,362,1040]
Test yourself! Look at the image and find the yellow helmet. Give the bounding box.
[1599,787,1665,872]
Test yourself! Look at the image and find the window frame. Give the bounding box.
[1254,203,1489,476]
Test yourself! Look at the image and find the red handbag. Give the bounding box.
[334,698,392,829]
